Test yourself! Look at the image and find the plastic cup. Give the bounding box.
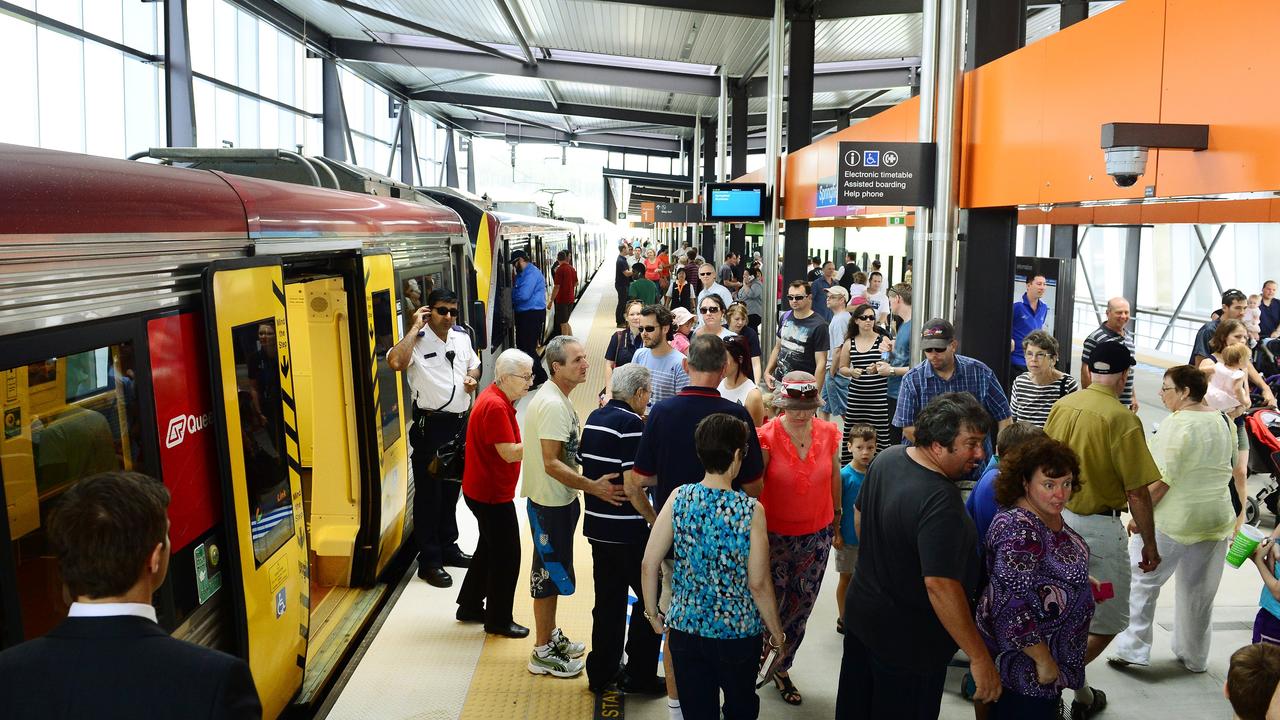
[1226,524,1267,568]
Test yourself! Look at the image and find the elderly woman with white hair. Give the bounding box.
[456,348,535,638]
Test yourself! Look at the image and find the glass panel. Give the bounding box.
[82,0,121,45]
[371,290,400,452]
[37,28,85,153]
[124,56,160,158]
[6,341,144,640]
[189,0,214,75]
[230,319,294,567]
[235,8,257,93]
[84,43,125,159]
[37,0,81,28]
[258,24,278,102]
[0,14,39,147]
[120,0,157,55]
[212,0,236,86]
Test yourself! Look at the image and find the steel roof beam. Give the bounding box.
[332,39,723,96]
[746,66,914,97]
[587,0,922,19]
[454,119,682,155]
[323,0,527,64]
[411,90,697,128]
[603,168,694,188]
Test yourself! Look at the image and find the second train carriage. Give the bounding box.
[0,144,471,718]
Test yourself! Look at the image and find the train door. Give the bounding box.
[202,258,308,720]
[0,320,157,649]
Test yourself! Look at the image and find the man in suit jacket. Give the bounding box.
[0,471,262,720]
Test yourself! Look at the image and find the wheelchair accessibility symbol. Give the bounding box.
[883,151,899,167]
[843,150,861,167]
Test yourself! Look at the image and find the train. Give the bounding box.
[0,143,614,718]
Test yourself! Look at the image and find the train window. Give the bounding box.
[229,319,294,568]
[4,341,144,640]
[371,290,400,452]
[399,269,445,336]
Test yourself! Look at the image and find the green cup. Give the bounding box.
[1227,524,1267,568]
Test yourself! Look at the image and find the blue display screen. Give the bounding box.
[708,187,763,219]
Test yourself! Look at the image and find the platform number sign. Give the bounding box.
[837,141,937,206]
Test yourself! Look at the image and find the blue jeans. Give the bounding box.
[667,629,761,720]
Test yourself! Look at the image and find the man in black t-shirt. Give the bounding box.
[836,393,1002,719]
[614,241,633,327]
[764,280,828,396]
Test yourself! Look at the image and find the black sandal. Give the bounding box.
[775,674,802,705]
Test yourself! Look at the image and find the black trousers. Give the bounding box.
[457,497,520,626]
[585,540,662,688]
[668,630,762,720]
[835,632,947,720]
[615,284,630,327]
[410,411,465,567]
[515,309,548,385]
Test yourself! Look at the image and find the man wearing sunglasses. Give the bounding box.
[388,289,482,587]
[695,263,734,324]
[892,318,1011,483]
[512,249,549,387]
[764,281,829,398]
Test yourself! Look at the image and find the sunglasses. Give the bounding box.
[640,325,662,333]
[923,347,948,354]
[787,295,808,301]
[856,314,875,321]
[432,306,459,316]
[781,380,819,399]
[699,306,721,314]
[698,271,715,276]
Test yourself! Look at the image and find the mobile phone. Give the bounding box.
[756,647,780,688]
[1092,581,1115,603]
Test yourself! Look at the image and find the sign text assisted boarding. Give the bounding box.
[837,141,937,206]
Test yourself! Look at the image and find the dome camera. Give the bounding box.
[1103,146,1148,188]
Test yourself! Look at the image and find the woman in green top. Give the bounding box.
[1109,365,1236,672]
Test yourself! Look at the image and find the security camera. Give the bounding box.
[1103,146,1148,188]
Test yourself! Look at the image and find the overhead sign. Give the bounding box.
[640,202,655,223]
[837,141,937,206]
[654,203,703,223]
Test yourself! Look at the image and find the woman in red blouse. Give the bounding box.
[756,371,841,706]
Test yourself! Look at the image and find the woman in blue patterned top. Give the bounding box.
[975,436,1096,719]
[642,413,786,720]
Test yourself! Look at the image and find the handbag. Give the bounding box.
[428,428,466,481]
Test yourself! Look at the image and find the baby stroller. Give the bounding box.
[1243,407,1280,524]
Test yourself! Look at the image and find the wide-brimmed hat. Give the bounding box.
[772,371,824,411]
[671,307,695,328]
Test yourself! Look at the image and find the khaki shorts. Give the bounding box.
[834,545,859,574]
[658,558,674,614]
[1063,508,1130,635]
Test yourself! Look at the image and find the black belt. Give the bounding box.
[1097,508,1125,517]
[413,407,466,419]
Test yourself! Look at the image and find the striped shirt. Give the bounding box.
[578,401,648,544]
[1009,372,1080,428]
[1081,324,1136,407]
[632,347,690,408]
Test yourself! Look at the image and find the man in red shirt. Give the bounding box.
[456,348,536,637]
[551,250,579,339]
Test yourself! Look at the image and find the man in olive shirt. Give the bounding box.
[1043,340,1161,720]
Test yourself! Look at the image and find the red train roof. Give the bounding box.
[0,144,465,239]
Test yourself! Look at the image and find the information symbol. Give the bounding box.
[843,150,861,167]
[883,151,899,167]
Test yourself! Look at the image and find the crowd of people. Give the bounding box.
[14,245,1280,720]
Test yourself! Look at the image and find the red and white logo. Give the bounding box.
[165,413,210,449]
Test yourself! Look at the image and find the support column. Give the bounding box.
[832,111,851,263]
[163,0,196,147]
[443,128,459,189]
[466,135,476,193]
[1050,225,1079,372]
[783,9,815,286]
[322,58,347,161]
[1061,0,1089,27]
[730,78,749,257]
[1123,226,1141,333]
[761,0,784,365]
[398,105,415,185]
[701,119,717,260]
[716,74,729,267]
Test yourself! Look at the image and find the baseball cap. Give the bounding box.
[920,318,955,351]
[1086,340,1135,374]
[509,249,529,264]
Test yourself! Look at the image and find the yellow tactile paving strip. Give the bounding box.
[459,267,628,719]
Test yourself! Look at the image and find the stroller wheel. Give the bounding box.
[1247,496,1262,526]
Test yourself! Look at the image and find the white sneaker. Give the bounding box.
[551,627,586,659]
[527,645,584,678]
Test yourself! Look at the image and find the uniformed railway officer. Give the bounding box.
[388,288,481,588]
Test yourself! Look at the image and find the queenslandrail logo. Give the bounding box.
[166,412,211,449]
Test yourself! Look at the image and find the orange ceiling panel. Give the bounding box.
[960,41,1046,208]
